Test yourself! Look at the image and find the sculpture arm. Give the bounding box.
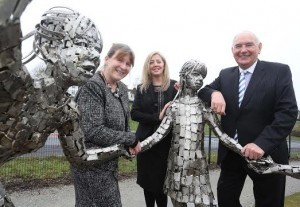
[140,112,173,152]
[247,158,300,179]
[204,108,300,179]
[59,99,174,164]
[204,109,244,156]
[262,163,300,179]
[60,130,130,165]
[57,99,131,165]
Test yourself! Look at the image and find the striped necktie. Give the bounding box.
[238,71,247,107]
[234,70,248,140]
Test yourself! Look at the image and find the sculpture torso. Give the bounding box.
[164,94,216,205]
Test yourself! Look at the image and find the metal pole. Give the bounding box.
[288,134,291,159]
[208,128,212,164]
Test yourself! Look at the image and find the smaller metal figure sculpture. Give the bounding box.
[162,60,218,206]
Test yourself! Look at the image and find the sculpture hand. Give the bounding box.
[246,156,275,174]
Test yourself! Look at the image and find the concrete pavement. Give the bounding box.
[10,161,300,207]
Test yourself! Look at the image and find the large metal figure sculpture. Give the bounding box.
[0,5,103,165]
[0,2,105,206]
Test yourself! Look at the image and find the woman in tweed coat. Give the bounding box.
[72,43,141,207]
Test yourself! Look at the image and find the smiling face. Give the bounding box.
[103,49,132,84]
[149,54,165,78]
[232,31,262,69]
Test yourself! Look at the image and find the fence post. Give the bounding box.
[288,134,291,159]
[208,128,212,164]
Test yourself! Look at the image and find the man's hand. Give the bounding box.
[242,143,265,160]
[211,91,226,115]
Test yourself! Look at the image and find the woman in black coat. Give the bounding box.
[131,51,177,207]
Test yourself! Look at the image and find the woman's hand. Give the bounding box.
[174,82,180,90]
[129,142,141,155]
[159,102,171,120]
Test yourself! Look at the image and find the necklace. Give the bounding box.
[100,71,120,98]
[154,85,163,113]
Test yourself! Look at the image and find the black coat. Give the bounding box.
[131,80,177,193]
[199,60,298,165]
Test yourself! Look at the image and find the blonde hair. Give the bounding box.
[140,51,170,93]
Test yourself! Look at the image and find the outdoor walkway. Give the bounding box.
[10,161,300,207]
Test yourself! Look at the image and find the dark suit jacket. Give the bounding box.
[131,80,177,192]
[199,60,298,164]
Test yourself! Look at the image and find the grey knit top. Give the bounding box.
[75,72,137,171]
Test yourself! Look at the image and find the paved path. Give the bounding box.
[10,161,300,207]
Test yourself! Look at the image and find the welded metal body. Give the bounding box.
[0,1,299,206]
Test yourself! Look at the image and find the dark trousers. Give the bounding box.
[143,189,168,207]
[217,151,286,207]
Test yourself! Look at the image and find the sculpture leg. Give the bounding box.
[195,202,218,207]
[171,198,187,207]
[195,204,218,207]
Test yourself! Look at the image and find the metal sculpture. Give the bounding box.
[0,0,299,206]
[0,2,106,206]
[161,60,218,206]
[0,4,103,165]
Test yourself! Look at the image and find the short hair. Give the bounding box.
[232,30,261,47]
[106,43,135,67]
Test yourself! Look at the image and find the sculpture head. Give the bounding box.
[34,7,103,86]
[179,59,207,91]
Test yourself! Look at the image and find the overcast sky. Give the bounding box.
[21,0,300,104]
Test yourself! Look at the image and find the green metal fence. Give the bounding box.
[0,117,299,186]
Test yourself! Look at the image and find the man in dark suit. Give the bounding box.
[198,31,298,207]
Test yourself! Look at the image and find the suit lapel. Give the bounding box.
[227,67,240,109]
[240,61,266,108]
[233,67,240,108]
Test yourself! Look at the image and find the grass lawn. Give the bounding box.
[285,192,300,207]
[0,156,70,185]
